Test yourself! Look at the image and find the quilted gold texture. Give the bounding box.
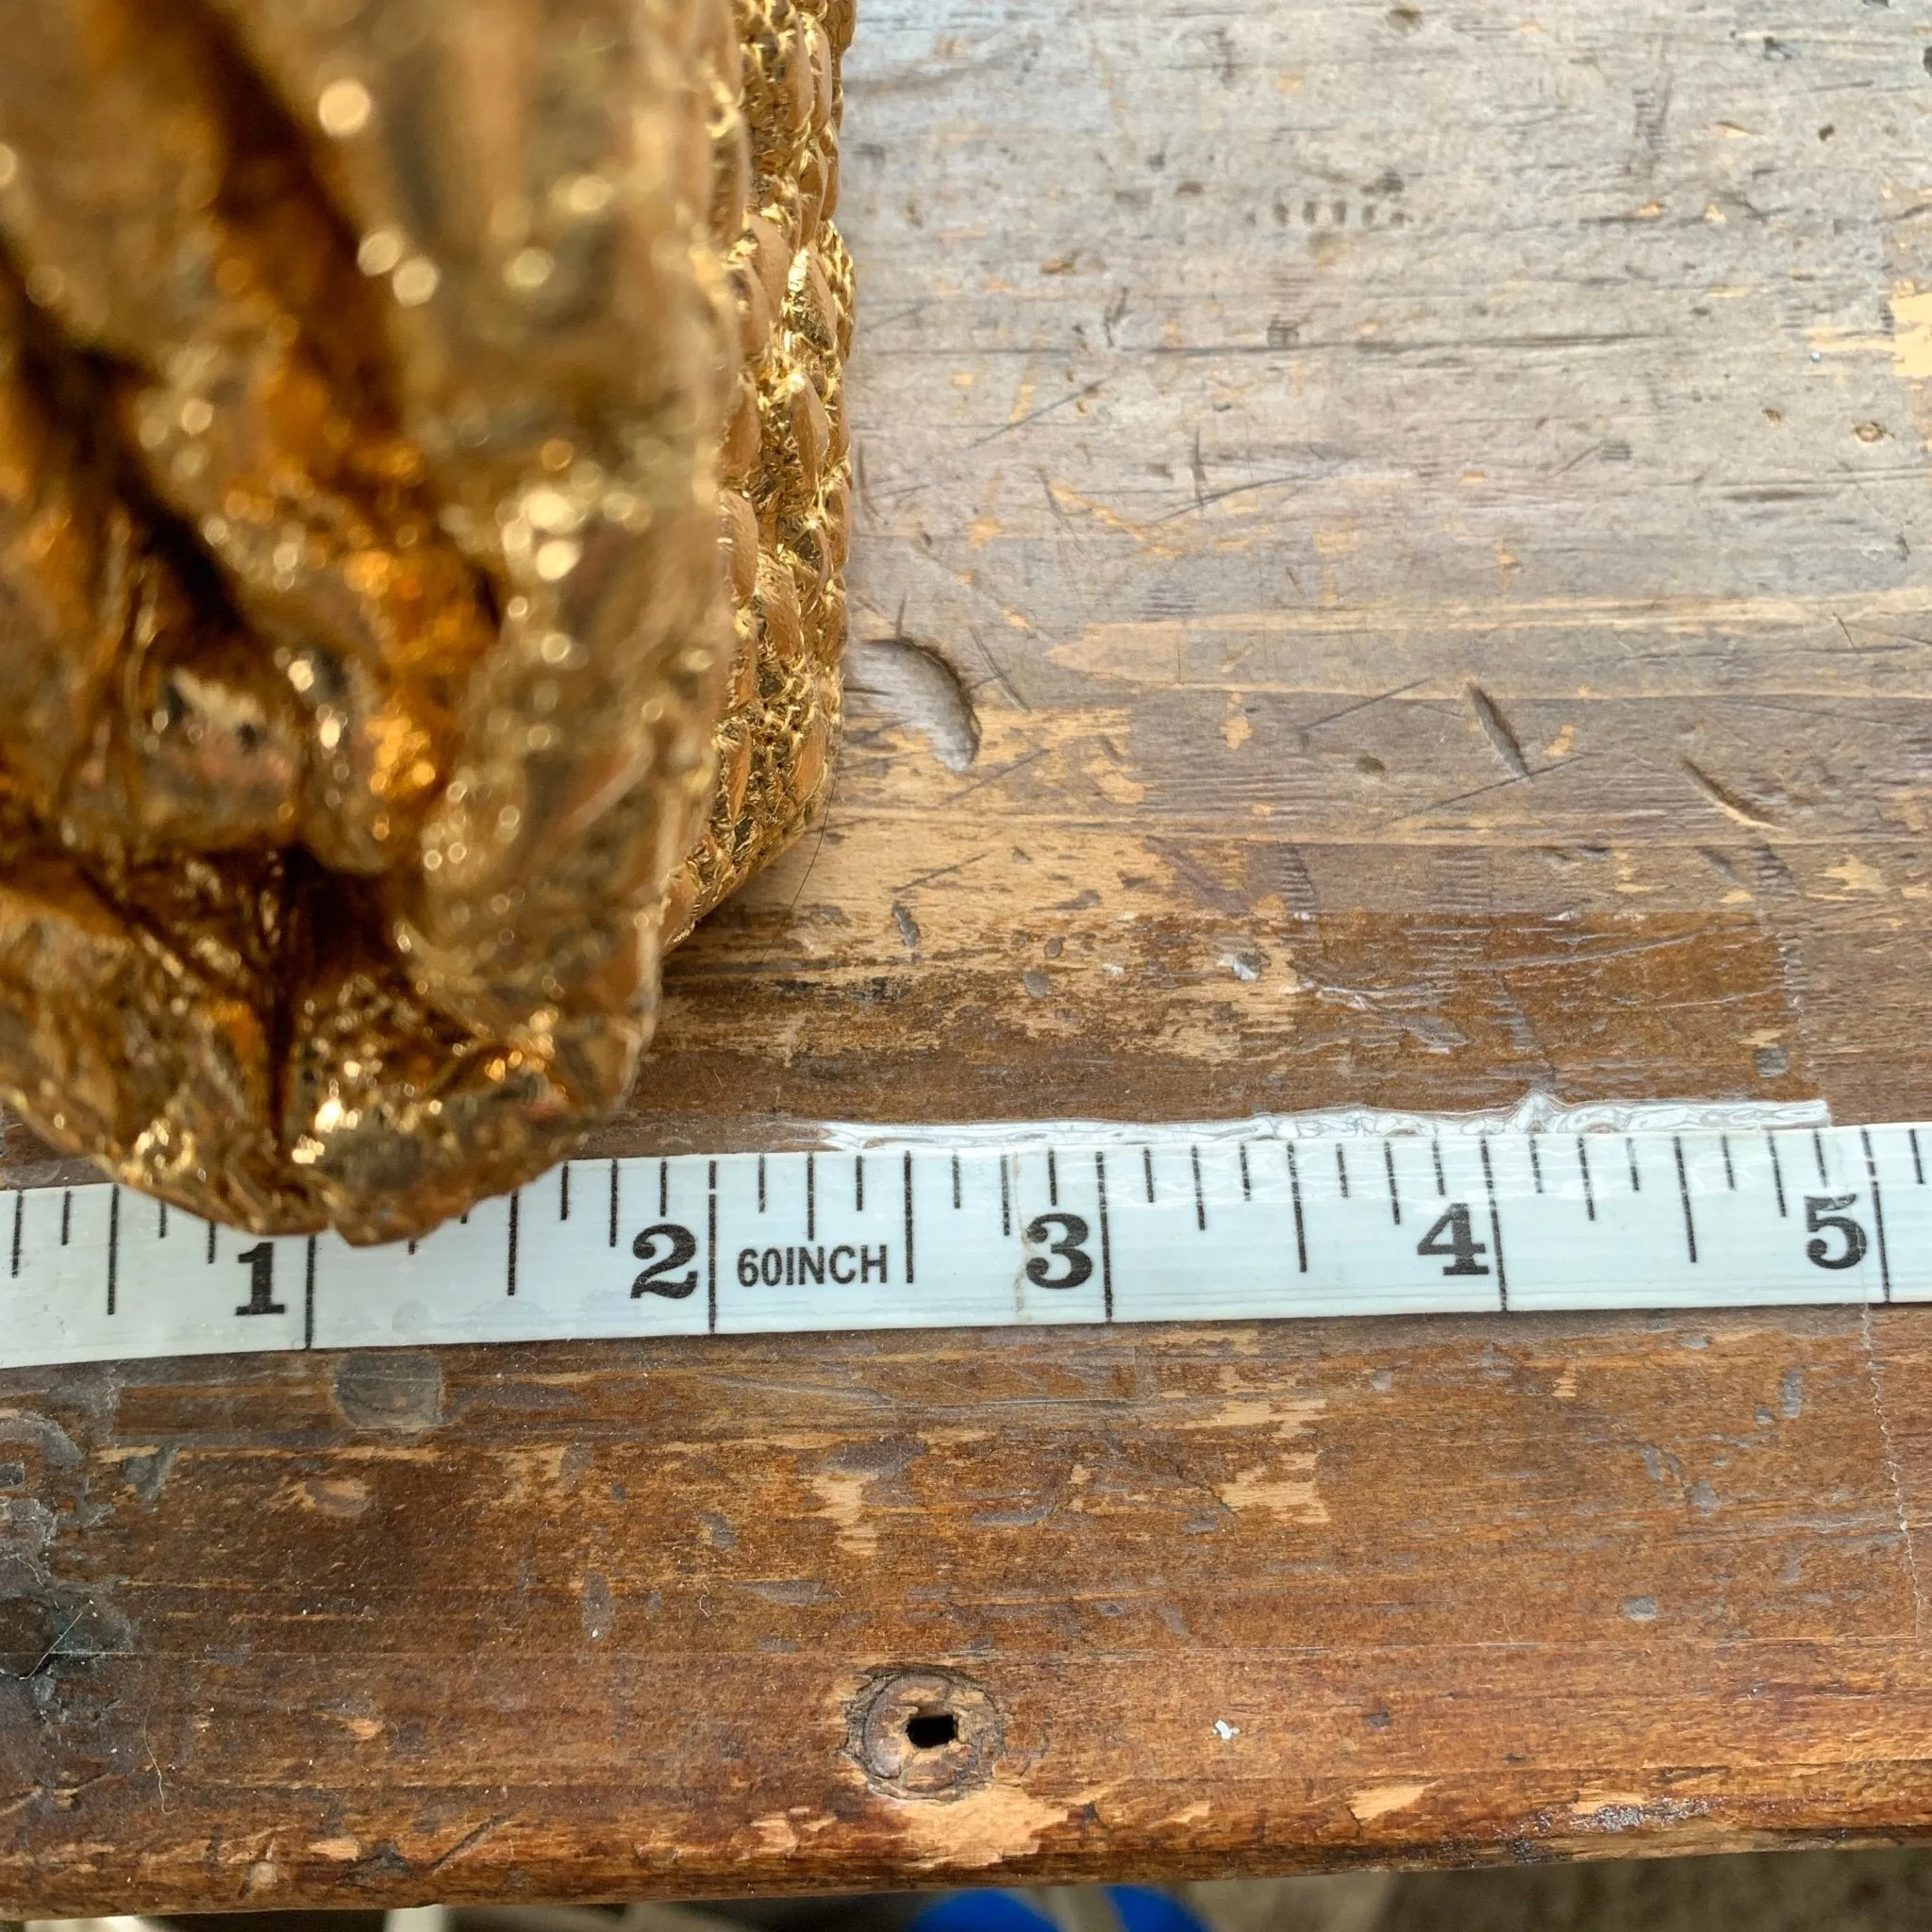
[0,0,851,1242]
[670,0,854,943]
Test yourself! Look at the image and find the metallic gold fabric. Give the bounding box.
[0,0,851,1242]
[669,0,853,944]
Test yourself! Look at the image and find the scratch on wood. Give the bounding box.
[425,1812,513,1875]
[1388,755,1595,827]
[1680,757,1780,829]
[1861,1307,1925,1641]
[1144,838,1247,915]
[1154,474,1306,525]
[969,376,1108,448]
[1297,678,1431,734]
[891,849,994,896]
[1467,685,1530,779]
[967,629,1027,711]
[142,1722,167,1811]
[943,744,1052,806]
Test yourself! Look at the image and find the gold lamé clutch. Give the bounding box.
[0,0,852,1241]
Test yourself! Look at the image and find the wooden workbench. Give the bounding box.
[7,0,1932,1907]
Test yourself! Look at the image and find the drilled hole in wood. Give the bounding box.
[847,1667,1001,1800]
[905,1708,958,1750]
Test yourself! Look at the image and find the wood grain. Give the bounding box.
[7,0,1932,1907]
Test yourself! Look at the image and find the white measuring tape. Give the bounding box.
[0,1114,1924,1370]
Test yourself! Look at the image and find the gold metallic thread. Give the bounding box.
[0,0,852,1242]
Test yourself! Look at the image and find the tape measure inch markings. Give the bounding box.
[0,1120,1923,1371]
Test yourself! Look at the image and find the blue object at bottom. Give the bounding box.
[909,1887,1208,1932]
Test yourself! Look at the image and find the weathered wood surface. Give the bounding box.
[8,0,1932,1908]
